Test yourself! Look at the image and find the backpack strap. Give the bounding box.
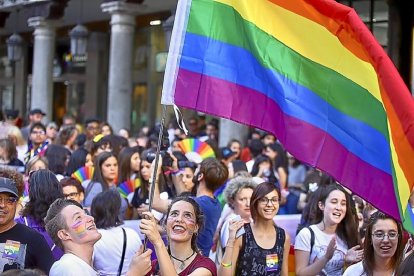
[307,226,315,256]
[117,228,127,276]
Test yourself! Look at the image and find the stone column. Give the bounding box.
[102,2,140,132]
[163,9,175,49]
[219,118,249,148]
[28,17,55,121]
[13,44,28,116]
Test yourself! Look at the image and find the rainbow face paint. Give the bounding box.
[167,213,196,236]
[71,220,87,238]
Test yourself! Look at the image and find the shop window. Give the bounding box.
[337,0,389,48]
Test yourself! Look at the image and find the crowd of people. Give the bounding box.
[0,108,414,276]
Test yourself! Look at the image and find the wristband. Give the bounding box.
[170,169,181,175]
[221,261,232,268]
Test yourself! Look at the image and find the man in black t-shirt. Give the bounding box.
[0,177,54,274]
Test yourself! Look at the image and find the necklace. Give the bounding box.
[170,250,195,270]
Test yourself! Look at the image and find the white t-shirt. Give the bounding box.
[50,253,98,276]
[295,225,348,276]
[93,226,142,276]
[343,261,395,276]
[343,261,366,276]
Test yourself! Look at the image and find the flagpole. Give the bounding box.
[143,104,167,250]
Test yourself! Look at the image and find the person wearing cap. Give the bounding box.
[219,147,238,166]
[4,110,19,126]
[21,109,46,141]
[0,177,54,273]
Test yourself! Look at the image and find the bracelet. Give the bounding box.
[221,261,232,268]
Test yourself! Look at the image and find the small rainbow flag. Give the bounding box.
[161,0,414,233]
[177,138,215,163]
[72,166,94,183]
[117,178,141,199]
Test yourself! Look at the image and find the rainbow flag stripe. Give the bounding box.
[162,0,414,231]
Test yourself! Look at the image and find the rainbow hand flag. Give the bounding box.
[162,0,414,232]
[117,178,141,199]
[178,138,215,163]
[72,166,94,183]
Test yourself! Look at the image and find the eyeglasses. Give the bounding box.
[372,231,399,241]
[64,192,80,199]
[0,197,18,205]
[258,197,279,205]
[31,130,45,135]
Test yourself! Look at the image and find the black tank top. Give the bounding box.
[236,223,285,276]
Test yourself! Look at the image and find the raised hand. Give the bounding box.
[228,218,245,242]
[324,237,337,261]
[140,211,163,246]
[127,245,152,276]
[345,245,364,264]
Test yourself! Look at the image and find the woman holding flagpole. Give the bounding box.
[140,196,216,275]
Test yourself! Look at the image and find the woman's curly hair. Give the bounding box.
[22,169,63,226]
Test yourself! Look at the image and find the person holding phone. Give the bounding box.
[218,182,290,276]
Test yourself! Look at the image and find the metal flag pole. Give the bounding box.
[143,104,167,250]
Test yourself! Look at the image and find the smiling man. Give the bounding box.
[45,198,152,276]
[0,177,53,273]
[45,199,101,276]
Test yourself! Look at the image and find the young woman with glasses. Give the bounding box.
[295,183,363,276]
[343,211,404,276]
[218,182,290,276]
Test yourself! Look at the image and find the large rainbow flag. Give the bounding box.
[161,0,414,232]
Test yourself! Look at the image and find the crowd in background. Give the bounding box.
[0,108,414,276]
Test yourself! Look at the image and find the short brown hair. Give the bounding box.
[250,182,280,222]
[44,198,83,250]
[59,177,85,194]
[199,158,228,192]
